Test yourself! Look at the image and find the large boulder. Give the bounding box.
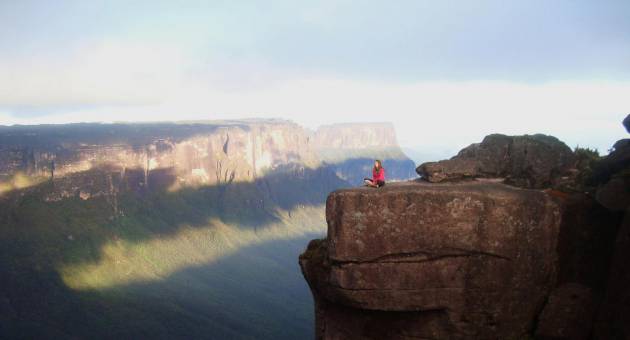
[623,114,630,134]
[300,181,561,339]
[416,134,575,189]
[592,139,630,184]
[592,139,630,212]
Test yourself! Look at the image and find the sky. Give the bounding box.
[1,0,629,159]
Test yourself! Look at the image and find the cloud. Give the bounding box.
[0,39,185,109]
[1,1,628,155]
[2,76,628,155]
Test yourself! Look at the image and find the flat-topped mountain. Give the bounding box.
[313,122,416,185]
[0,120,318,187]
[0,121,416,198]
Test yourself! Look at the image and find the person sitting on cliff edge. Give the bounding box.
[364,159,386,188]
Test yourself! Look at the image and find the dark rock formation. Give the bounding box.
[591,139,630,186]
[591,117,630,339]
[623,114,630,133]
[552,192,621,292]
[535,283,594,340]
[595,213,630,339]
[300,181,561,339]
[417,134,575,189]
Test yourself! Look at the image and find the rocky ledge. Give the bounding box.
[301,114,630,339]
[300,181,561,339]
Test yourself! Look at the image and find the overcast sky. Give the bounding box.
[1,0,629,157]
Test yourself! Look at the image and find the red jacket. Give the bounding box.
[373,167,385,183]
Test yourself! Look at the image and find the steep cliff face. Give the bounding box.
[300,181,561,339]
[0,120,318,187]
[590,114,630,339]
[313,123,416,185]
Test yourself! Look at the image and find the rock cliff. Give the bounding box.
[0,120,319,193]
[301,115,630,339]
[301,181,561,339]
[591,114,630,339]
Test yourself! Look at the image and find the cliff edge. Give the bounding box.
[300,115,630,339]
[300,181,561,339]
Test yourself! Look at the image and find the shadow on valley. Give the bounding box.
[0,163,346,266]
[0,162,347,339]
[0,235,320,339]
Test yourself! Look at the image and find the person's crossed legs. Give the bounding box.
[364,178,384,188]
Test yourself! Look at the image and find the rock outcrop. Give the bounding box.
[300,181,561,339]
[301,117,630,339]
[416,134,575,189]
[591,114,630,339]
[313,123,416,185]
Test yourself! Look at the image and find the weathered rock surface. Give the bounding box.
[416,134,575,189]
[300,181,561,339]
[623,114,630,133]
[535,283,594,340]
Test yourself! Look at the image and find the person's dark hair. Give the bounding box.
[374,159,383,171]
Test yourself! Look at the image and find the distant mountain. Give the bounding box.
[0,120,413,339]
[313,122,417,185]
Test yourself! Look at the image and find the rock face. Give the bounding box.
[0,120,319,191]
[596,213,630,339]
[591,117,630,339]
[535,283,594,340]
[300,181,561,339]
[623,114,630,133]
[313,123,416,185]
[0,121,417,194]
[417,134,575,189]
